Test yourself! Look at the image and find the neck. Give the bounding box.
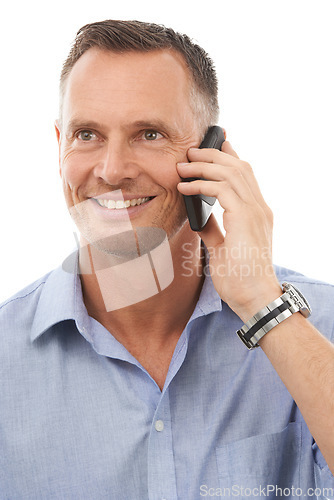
[79,224,204,344]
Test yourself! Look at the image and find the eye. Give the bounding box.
[76,130,98,141]
[142,130,163,141]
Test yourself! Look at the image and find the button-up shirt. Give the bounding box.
[1,257,334,499]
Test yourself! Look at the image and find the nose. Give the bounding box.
[94,139,141,185]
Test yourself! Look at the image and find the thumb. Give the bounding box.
[199,213,224,252]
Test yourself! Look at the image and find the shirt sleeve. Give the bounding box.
[310,312,334,496]
[312,442,334,497]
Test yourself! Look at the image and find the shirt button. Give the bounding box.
[155,419,164,432]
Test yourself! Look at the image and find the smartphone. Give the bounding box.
[182,126,225,231]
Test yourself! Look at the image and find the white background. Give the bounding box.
[1,0,333,302]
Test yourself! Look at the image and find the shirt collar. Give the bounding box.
[187,270,223,325]
[187,242,223,321]
[30,253,81,341]
[30,247,223,342]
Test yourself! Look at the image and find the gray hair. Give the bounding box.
[59,19,220,132]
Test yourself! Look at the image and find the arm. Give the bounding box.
[258,307,334,474]
[177,140,334,475]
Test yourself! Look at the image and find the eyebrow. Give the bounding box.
[66,119,103,136]
[65,118,179,138]
[131,119,179,136]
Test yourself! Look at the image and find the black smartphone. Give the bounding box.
[182,126,225,231]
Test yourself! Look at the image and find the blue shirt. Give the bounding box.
[1,257,334,500]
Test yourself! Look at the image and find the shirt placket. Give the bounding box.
[147,388,178,500]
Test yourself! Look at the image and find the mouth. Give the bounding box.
[93,196,154,210]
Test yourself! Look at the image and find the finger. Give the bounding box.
[219,143,270,211]
[221,140,240,158]
[177,162,255,203]
[187,147,240,167]
[187,146,269,213]
[177,179,240,212]
[198,213,225,249]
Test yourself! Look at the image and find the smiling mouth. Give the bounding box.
[93,196,155,209]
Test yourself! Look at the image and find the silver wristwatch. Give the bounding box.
[236,282,312,349]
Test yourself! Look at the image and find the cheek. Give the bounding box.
[148,164,180,194]
[60,148,95,189]
[138,148,183,190]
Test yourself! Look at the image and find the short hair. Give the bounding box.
[59,20,219,131]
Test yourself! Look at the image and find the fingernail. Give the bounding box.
[177,162,189,167]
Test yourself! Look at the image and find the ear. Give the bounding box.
[54,120,62,176]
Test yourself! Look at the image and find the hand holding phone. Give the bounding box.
[182,126,225,231]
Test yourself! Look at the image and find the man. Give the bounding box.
[1,19,333,499]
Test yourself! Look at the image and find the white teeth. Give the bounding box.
[95,197,151,209]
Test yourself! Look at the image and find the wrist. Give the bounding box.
[236,282,312,350]
[235,282,283,324]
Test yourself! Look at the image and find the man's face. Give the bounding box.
[56,48,201,252]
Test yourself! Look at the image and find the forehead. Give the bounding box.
[61,48,193,127]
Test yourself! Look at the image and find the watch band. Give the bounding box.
[236,285,307,350]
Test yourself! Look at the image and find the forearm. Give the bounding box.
[258,312,334,474]
[179,140,334,474]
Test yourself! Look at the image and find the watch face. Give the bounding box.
[282,282,312,318]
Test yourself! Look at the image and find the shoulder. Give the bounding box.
[275,264,334,298]
[0,272,53,311]
[274,264,334,340]
[0,272,53,328]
